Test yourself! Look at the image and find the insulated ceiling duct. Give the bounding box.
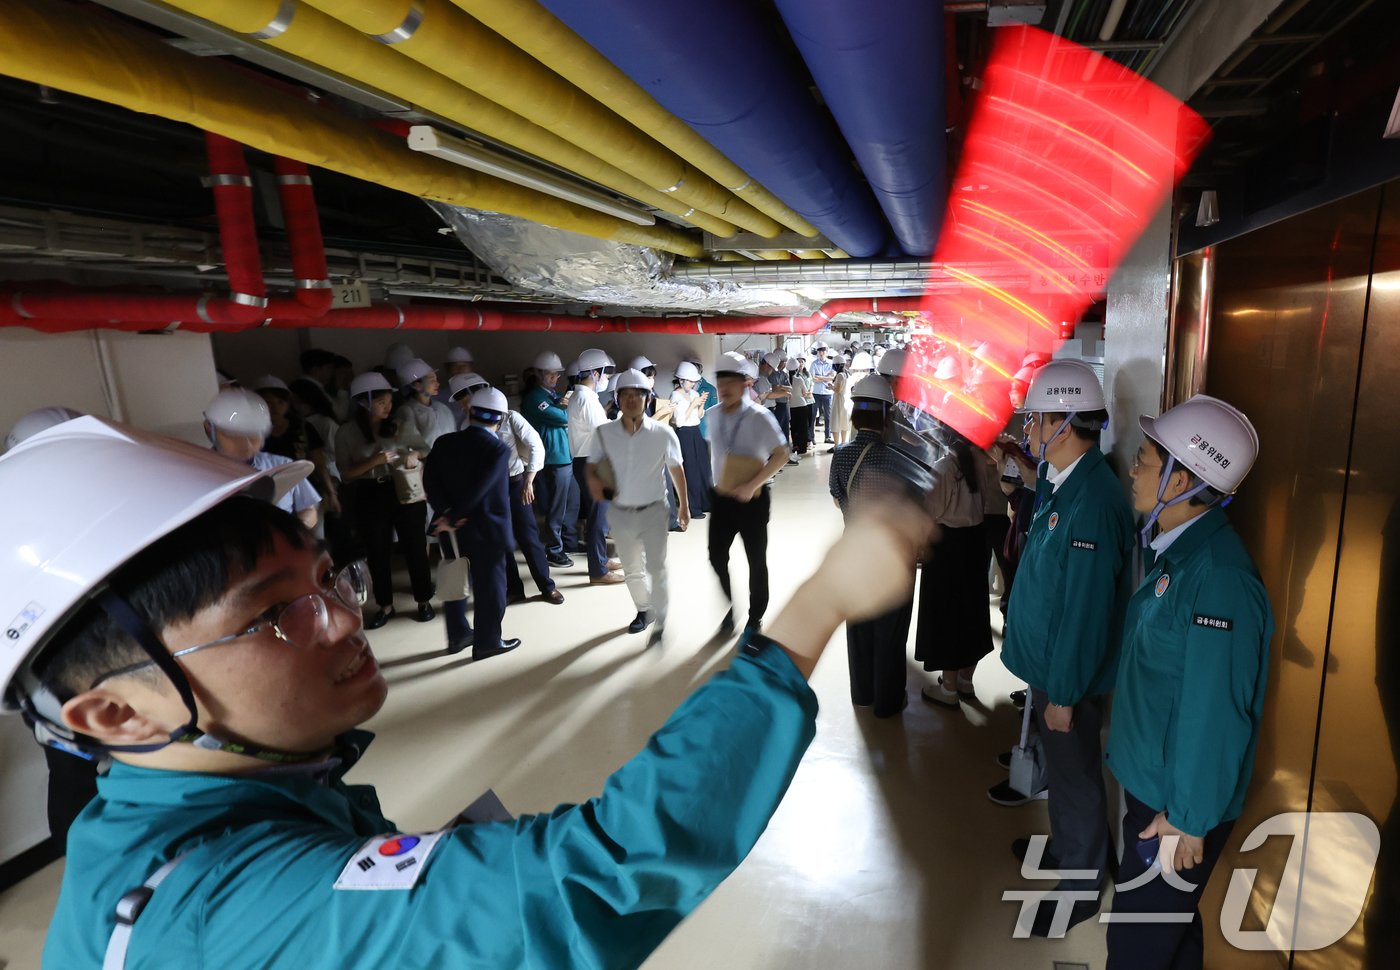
[773,0,947,256]
[536,0,890,258]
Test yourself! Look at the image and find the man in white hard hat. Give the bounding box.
[523,350,578,568]
[569,349,624,584]
[706,352,790,640]
[252,375,339,524]
[395,358,456,450]
[587,369,690,644]
[435,346,474,408]
[808,343,837,446]
[449,374,564,608]
[204,388,320,530]
[1103,395,1273,968]
[0,413,931,969]
[424,387,522,660]
[828,375,916,717]
[992,358,1135,937]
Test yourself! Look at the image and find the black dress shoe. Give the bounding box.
[547,553,574,567]
[543,589,565,605]
[366,607,395,630]
[415,602,435,622]
[691,512,706,520]
[627,611,650,634]
[473,638,521,661]
[446,634,475,655]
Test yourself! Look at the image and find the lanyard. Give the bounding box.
[719,406,750,457]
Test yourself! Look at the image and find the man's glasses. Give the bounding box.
[89,560,370,688]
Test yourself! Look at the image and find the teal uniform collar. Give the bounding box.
[1036,447,1106,513]
[1144,507,1230,574]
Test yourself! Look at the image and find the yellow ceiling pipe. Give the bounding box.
[307,0,784,238]
[451,0,820,239]
[0,0,701,256]
[160,0,738,238]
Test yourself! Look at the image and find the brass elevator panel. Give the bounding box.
[1187,184,1397,968]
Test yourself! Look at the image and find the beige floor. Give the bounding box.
[0,446,1106,969]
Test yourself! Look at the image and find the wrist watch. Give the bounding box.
[739,629,783,658]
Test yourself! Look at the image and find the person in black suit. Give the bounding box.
[423,387,521,661]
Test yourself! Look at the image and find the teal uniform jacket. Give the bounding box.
[522,385,572,467]
[695,377,718,438]
[44,649,817,969]
[1105,507,1273,838]
[1000,448,1135,707]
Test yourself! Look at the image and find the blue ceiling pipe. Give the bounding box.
[536,0,889,257]
[772,0,946,256]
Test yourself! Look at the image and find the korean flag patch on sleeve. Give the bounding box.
[334,831,446,891]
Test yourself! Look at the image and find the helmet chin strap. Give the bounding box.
[1138,454,1215,548]
[1036,410,1075,462]
[45,591,324,764]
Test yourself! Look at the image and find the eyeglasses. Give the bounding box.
[89,560,370,688]
[1130,453,1162,473]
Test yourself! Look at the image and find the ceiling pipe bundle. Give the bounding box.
[161,0,740,238]
[447,0,818,238]
[772,0,947,256]
[0,0,701,256]
[302,0,781,237]
[535,0,890,258]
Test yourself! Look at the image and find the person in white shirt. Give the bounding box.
[670,360,713,518]
[569,348,624,583]
[705,352,791,640]
[587,370,690,645]
[395,358,457,450]
[808,343,836,444]
[435,346,474,408]
[204,388,320,530]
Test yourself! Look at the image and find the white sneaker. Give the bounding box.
[921,682,961,707]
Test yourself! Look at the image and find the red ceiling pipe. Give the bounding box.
[273,156,333,318]
[204,132,267,311]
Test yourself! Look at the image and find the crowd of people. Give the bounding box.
[0,336,1273,970]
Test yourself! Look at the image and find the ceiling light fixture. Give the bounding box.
[407,126,656,227]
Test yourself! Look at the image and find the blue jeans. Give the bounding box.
[812,393,833,440]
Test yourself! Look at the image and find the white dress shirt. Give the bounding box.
[567,384,610,458]
[669,388,705,428]
[590,417,683,507]
[497,410,545,478]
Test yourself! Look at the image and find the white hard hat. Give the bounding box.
[1022,359,1105,412]
[533,351,564,372]
[675,361,701,382]
[448,372,489,401]
[0,416,312,712]
[350,372,394,401]
[5,407,82,453]
[577,348,610,373]
[250,375,290,394]
[627,355,654,371]
[851,374,895,405]
[469,387,509,417]
[383,342,417,372]
[784,357,799,370]
[933,356,962,382]
[204,389,271,436]
[876,349,907,378]
[1140,394,1258,494]
[850,351,874,372]
[761,351,783,369]
[716,351,757,380]
[612,369,653,394]
[445,346,473,364]
[397,358,436,387]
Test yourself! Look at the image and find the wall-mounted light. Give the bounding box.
[1196,190,1220,227]
[407,126,656,227]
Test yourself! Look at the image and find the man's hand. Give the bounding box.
[521,480,536,505]
[815,498,933,621]
[1044,703,1075,733]
[588,480,607,503]
[1140,812,1205,873]
[677,507,691,532]
[726,480,760,503]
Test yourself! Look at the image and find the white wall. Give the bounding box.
[0,326,220,864]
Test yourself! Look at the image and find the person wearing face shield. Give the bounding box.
[993,359,1136,937]
[0,413,933,970]
[1103,396,1273,970]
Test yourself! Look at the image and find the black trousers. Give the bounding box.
[984,512,1014,613]
[572,456,610,577]
[676,425,713,514]
[707,486,771,624]
[1106,790,1236,970]
[1030,688,1111,892]
[507,474,556,597]
[354,479,433,606]
[442,536,509,651]
[791,404,812,454]
[846,598,913,717]
[537,463,573,557]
